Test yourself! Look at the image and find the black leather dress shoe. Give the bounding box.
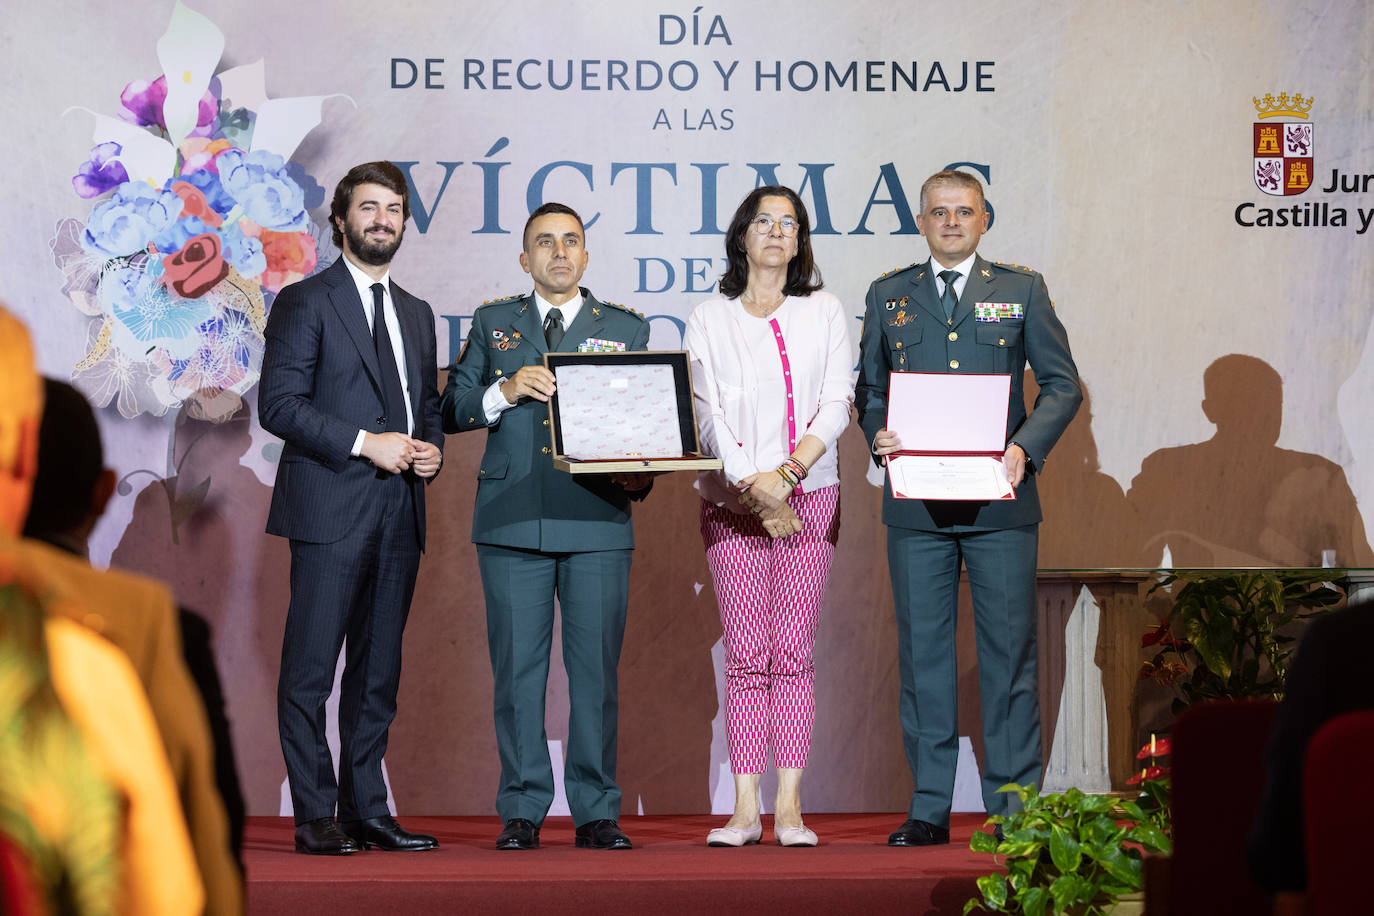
[575,819,633,850]
[295,817,362,855]
[994,825,1006,844]
[887,818,951,847]
[341,815,438,851]
[496,818,540,850]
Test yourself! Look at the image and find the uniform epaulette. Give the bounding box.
[879,262,919,278]
[478,293,524,308]
[601,300,648,320]
[992,261,1037,274]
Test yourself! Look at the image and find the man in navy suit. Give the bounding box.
[260,161,444,855]
[857,170,1081,847]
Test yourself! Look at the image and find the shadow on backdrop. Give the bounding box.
[1127,354,1372,568]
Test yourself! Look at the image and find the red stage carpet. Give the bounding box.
[245,813,994,915]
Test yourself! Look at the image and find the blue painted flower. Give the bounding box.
[152,215,216,257]
[220,222,267,278]
[73,142,130,199]
[99,262,216,360]
[179,168,238,218]
[217,149,308,231]
[81,182,184,258]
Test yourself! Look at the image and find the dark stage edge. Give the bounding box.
[245,813,993,915]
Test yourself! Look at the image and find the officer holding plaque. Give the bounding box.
[855,170,1081,847]
[440,202,651,852]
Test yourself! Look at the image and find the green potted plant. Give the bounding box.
[963,763,1171,916]
[1138,569,1342,713]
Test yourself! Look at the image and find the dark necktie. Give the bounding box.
[939,269,961,321]
[543,307,565,351]
[371,282,408,433]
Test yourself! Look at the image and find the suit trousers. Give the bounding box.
[887,523,1042,826]
[278,471,419,824]
[476,543,633,827]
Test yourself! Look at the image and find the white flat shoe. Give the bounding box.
[706,823,762,847]
[775,824,818,847]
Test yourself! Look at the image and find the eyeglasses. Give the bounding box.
[749,215,800,236]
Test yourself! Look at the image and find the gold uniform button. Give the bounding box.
[468,417,476,423]
[949,359,960,369]
[495,368,503,375]
[895,341,902,349]
[541,446,551,454]
[543,419,550,427]
[479,469,486,476]
[948,331,958,342]
[999,337,1006,346]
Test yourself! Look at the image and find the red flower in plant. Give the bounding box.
[162,233,229,298]
[1137,737,1173,759]
[1126,765,1168,785]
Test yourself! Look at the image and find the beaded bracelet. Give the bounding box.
[781,457,809,482]
[776,464,800,488]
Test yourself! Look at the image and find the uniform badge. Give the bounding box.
[885,299,897,310]
[885,309,916,328]
[492,327,523,350]
[578,337,627,352]
[980,269,992,278]
[975,302,1024,322]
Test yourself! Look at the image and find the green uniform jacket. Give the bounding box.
[855,255,1082,532]
[441,288,651,551]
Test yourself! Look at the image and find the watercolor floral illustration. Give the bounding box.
[52,1,344,422]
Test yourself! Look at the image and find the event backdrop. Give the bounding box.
[5,0,1372,816]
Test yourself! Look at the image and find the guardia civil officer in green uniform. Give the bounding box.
[441,202,652,852]
[855,170,1081,847]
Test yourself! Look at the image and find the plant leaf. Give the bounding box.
[976,874,1008,910]
[1049,825,1082,873]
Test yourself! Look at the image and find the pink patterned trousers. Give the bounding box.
[700,486,841,773]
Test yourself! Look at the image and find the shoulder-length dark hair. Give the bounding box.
[718,185,823,299]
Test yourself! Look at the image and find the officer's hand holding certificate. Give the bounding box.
[884,372,1017,502]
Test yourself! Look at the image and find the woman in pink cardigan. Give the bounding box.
[685,186,854,848]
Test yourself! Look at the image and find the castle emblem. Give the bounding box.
[1252,92,1314,197]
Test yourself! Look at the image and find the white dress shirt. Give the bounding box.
[685,290,854,510]
[341,256,414,453]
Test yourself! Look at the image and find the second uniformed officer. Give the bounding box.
[855,170,1081,847]
[441,202,652,852]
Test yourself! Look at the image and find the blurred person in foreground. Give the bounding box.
[0,305,202,913]
[23,378,243,913]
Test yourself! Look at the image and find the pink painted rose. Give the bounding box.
[161,232,229,298]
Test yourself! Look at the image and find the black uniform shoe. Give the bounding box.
[887,818,951,847]
[496,818,540,850]
[575,819,633,849]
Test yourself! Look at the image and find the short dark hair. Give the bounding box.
[522,202,585,251]
[918,169,987,213]
[330,161,411,248]
[718,186,823,299]
[23,378,102,540]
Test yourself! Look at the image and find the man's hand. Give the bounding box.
[1004,442,1027,488]
[361,432,415,474]
[411,440,442,478]
[502,365,556,404]
[610,471,661,492]
[873,428,903,461]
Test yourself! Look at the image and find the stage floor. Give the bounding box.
[244,812,995,915]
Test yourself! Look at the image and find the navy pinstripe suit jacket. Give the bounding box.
[260,257,443,549]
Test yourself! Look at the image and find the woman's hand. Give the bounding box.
[739,469,794,505]
[737,473,803,538]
